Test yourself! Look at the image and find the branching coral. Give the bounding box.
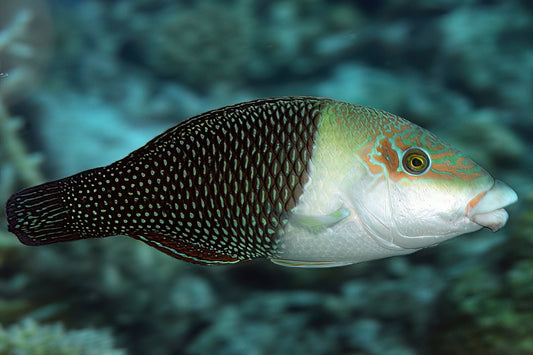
[135,1,359,90]
[142,1,254,89]
[0,318,125,355]
[0,0,52,103]
[0,0,47,251]
[0,97,44,257]
[0,101,44,190]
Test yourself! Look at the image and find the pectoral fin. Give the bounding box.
[292,206,350,228]
[270,258,355,268]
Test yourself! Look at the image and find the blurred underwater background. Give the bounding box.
[0,0,532,354]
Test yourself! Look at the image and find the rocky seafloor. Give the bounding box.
[0,0,532,354]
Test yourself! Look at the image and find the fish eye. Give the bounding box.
[402,147,431,175]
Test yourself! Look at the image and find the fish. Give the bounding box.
[5,97,518,267]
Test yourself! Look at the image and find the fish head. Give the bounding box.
[351,121,517,250]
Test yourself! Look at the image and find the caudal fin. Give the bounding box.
[6,181,79,246]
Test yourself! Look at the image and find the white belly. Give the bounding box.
[272,210,414,267]
[270,132,415,268]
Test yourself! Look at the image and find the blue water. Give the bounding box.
[0,0,531,354]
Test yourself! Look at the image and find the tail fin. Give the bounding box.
[6,181,78,246]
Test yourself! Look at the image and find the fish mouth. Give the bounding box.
[467,180,518,232]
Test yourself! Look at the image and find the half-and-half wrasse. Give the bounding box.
[6,97,517,267]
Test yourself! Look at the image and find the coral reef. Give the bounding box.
[0,3,51,348]
[0,101,44,190]
[129,0,364,89]
[429,195,533,355]
[0,0,46,248]
[437,3,533,109]
[0,318,124,355]
[0,0,52,103]
[0,0,531,354]
[141,2,254,89]
[186,263,438,355]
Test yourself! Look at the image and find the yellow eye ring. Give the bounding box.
[402,147,431,175]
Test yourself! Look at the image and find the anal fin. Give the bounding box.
[129,232,242,265]
[270,258,355,268]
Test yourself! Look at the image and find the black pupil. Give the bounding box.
[412,157,423,167]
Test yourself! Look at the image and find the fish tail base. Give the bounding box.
[6,180,78,246]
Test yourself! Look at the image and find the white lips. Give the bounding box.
[468,180,518,231]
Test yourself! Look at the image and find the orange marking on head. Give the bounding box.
[376,138,401,178]
[430,156,487,181]
[466,190,488,215]
[359,138,407,181]
[358,144,384,175]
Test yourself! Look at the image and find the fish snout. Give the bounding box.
[467,180,518,231]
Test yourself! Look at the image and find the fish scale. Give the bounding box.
[7,97,323,264]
